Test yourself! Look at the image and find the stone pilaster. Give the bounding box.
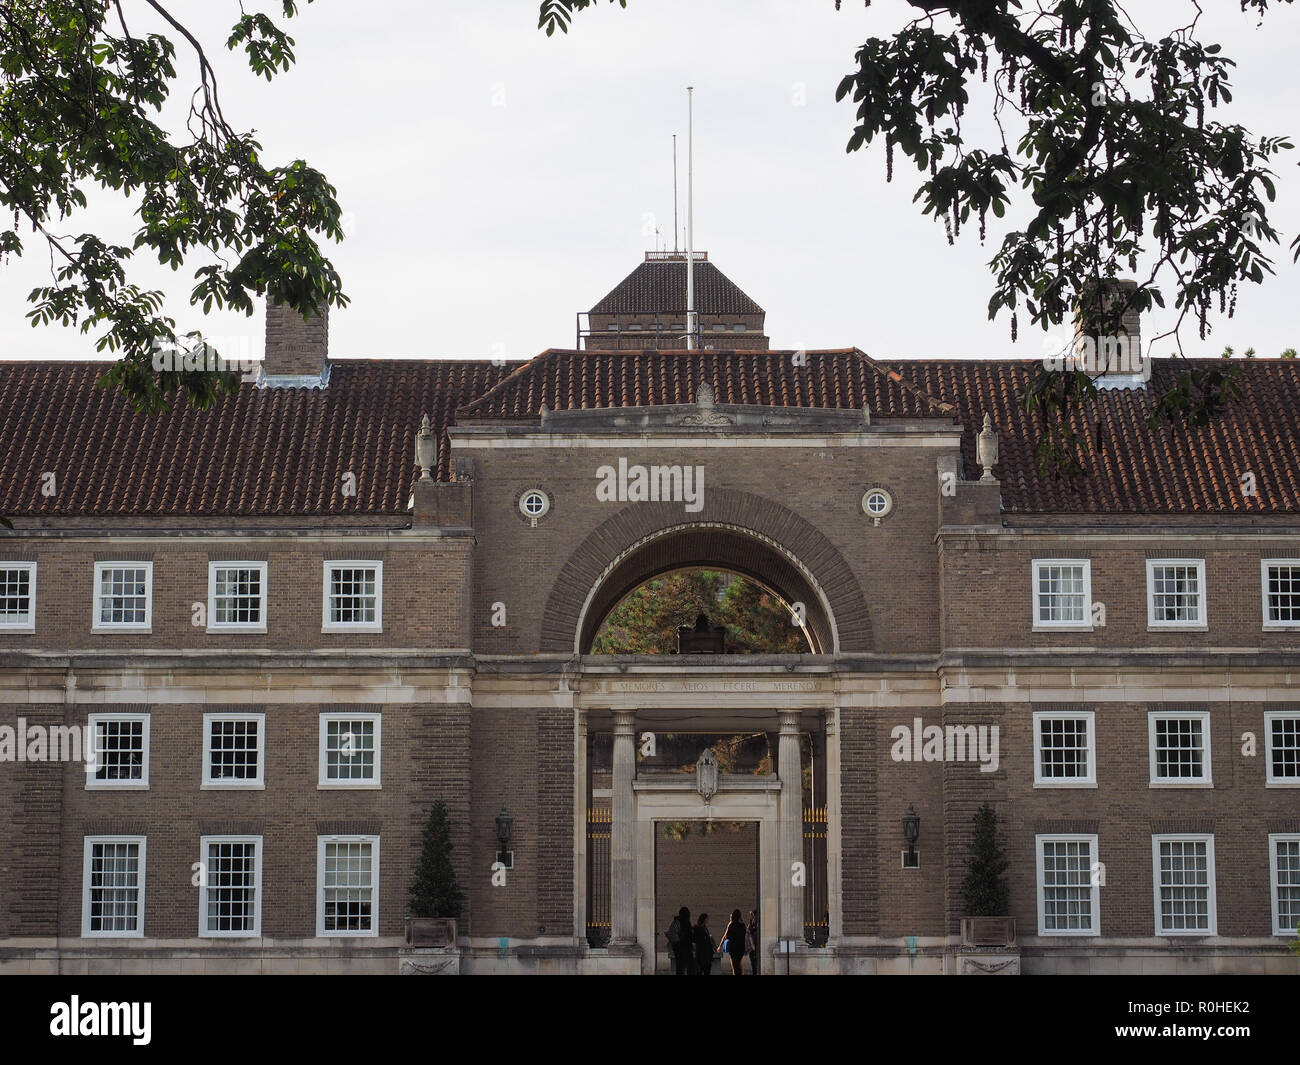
[778,709,803,943]
[824,705,844,942]
[610,709,637,944]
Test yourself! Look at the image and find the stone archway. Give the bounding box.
[539,488,871,655]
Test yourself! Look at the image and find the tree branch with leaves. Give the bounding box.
[0,0,347,413]
[542,0,1297,481]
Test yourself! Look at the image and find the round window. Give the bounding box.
[862,488,893,518]
[520,490,550,519]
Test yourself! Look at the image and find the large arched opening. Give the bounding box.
[538,488,872,656]
[576,524,835,655]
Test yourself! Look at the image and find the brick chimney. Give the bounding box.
[261,298,329,387]
[1072,278,1147,385]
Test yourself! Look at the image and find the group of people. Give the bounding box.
[665,907,759,975]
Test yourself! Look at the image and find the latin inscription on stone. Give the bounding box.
[607,679,819,693]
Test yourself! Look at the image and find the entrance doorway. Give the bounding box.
[655,820,758,974]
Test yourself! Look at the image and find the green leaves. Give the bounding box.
[591,571,805,655]
[826,1,1295,479]
[0,0,344,413]
[538,0,627,37]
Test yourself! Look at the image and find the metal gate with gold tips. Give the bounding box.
[586,807,611,947]
[803,805,828,944]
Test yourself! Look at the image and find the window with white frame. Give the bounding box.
[199,836,261,937]
[208,562,267,631]
[322,561,382,632]
[1032,559,1092,628]
[1146,559,1206,628]
[1148,711,1212,786]
[1036,835,1100,935]
[86,713,149,788]
[82,836,146,937]
[1262,560,1300,627]
[0,562,36,630]
[93,562,153,631]
[1033,712,1096,786]
[317,836,379,936]
[202,713,265,788]
[1265,712,1300,785]
[318,713,380,787]
[1270,835,1300,937]
[1152,834,1216,935]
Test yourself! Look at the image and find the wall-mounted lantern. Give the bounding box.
[495,807,514,868]
[902,804,920,868]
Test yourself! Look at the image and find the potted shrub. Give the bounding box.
[959,802,1015,948]
[405,800,465,947]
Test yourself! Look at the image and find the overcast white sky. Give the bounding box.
[1,0,1297,363]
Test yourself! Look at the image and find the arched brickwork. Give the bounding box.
[539,488,872,654]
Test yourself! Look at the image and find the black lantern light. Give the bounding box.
[495,807,513,866]
[902,804,920,867]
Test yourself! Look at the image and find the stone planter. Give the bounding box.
[958,917,1019,975]
[960,916,1016,948]
[404,916,457,947]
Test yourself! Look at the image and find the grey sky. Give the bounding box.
[1,0,1297,363]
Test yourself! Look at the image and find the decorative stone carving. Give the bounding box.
[679,383,733,427]
[677,408,734,427]
[977,413,998,482]
[415,414,436,481]
[398,948,462,975]
[960,955,1020,975]
[696,748,718,802]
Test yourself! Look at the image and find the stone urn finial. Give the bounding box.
[977,413,998,482]
[415,414,436,481]
[696,381,715,409]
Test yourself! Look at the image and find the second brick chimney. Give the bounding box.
[261,298,329,387]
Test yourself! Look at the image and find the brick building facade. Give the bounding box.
[0,253,1297,974]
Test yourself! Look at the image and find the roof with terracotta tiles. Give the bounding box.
[0,351,1297,517]
[455,348,954,422]
[0,360,519,518]
[889,357,1300,514]
[589,259,764,316]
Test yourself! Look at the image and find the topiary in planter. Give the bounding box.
[406,800,465,947]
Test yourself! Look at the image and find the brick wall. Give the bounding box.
[940,539,1300,651]
[0,540,472,653]
[0,699,472,941]
[468,442,942,656]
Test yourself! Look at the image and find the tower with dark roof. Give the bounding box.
[579,251,770,350]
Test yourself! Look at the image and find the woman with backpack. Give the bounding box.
[719,909,747,976]
[667,906,695,975]
[693,913,715,975]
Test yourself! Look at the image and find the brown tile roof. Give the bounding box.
[456,348,953,421]
[889,358,1300,514]
[589,260,764,316]
[0,360,519,517]
[1,351,1296,518]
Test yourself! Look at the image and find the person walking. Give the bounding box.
[693,913,715,976]
[667,906,695,975]
[745,910,759,975]
[719,909,747,976]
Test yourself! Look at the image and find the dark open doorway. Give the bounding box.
[654,820,759,975]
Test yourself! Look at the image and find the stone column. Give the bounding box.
[825,705,844,942]
[778,709,803,945]
[572,707,587,944]
[610,709,637,944]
